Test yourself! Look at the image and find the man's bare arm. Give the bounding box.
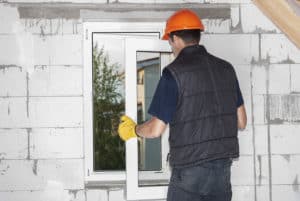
[237,105,247,130]
[136,117,167,138]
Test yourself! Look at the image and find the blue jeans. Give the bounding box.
[167,158,232,201]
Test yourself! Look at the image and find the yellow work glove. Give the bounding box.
[118,115,137,141]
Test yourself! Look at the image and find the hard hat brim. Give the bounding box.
[162,28,204,40]
[162,33,169,40]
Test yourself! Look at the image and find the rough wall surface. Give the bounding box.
[0,0,300,201]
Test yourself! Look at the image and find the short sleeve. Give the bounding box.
[148,69,178,124]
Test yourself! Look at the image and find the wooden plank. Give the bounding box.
[253,0,300,49]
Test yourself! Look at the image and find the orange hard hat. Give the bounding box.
[162,9,205,40]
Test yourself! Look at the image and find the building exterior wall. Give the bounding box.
[0,0,300,201]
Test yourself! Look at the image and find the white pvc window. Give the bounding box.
[83,23,172,199]
[125,38,171,200]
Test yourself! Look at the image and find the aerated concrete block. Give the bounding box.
[0,191,43,201]
[21,19,82,35]
[238,127,253,155]
[0,4,20,34]
[271,125,300,155]
[240,4,280,33]
[33,35,82,66]
[232,186,255,201]
[30,128,83,159]
[203,19,231,34]
[269,64,291,94]
[0,129,28,159]
[70,190,86,201]
[243,93,252,125]
[252,95,266,124]
[0,189,85,201]
[29,66,82,96]
[109,189,126,201]
[0,160,43,191]
[86,189,108,201]
[202,34,259,65]
[0,35,23,66]
[1,97,82,128]
[118,0,204,3]
[268,95,300,123]
[230,5,240,30]
[291,64,300,93]
[37,159,84,189]
[256,185,270,201]
[254,125,268,155]
[232,156,255,186]
[206,0,251,3]
[272,185,300,201]
[252,66,267,95]
[0,67,27,97]
[28,97,83,128]
[272,155,300,185]
[7,0,103,2]
[0,97,29,128]
[261,34,300,64]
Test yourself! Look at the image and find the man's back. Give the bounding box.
[166,44,239,168]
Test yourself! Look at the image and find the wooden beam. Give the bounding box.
[253,0,300,49]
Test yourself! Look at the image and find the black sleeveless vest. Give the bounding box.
[167,45,239,168]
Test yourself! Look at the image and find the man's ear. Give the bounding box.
[172,34,179,42]
[173,35,186,47]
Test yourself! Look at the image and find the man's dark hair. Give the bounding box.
[169,29,201,44]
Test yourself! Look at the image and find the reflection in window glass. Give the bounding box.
[93,36,125,171]
[137,52,162,171]
[92,33,161,171]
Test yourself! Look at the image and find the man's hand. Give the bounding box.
[118,115,137,141]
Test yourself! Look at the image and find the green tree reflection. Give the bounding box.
[93,44,125,170]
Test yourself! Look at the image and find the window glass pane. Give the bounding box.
[92,33,160,171]
[137,51,161,171]
[93,35,125,171]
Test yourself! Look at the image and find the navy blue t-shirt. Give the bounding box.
[148,69,244,124]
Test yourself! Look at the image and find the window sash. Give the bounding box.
[125,38,171,200]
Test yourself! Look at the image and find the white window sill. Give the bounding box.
[85,172,169,188]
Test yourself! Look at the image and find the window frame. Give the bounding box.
[83,22,171,187]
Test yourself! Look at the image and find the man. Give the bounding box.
[118,9,247,201]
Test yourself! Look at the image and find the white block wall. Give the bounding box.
[0,1,300,201]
